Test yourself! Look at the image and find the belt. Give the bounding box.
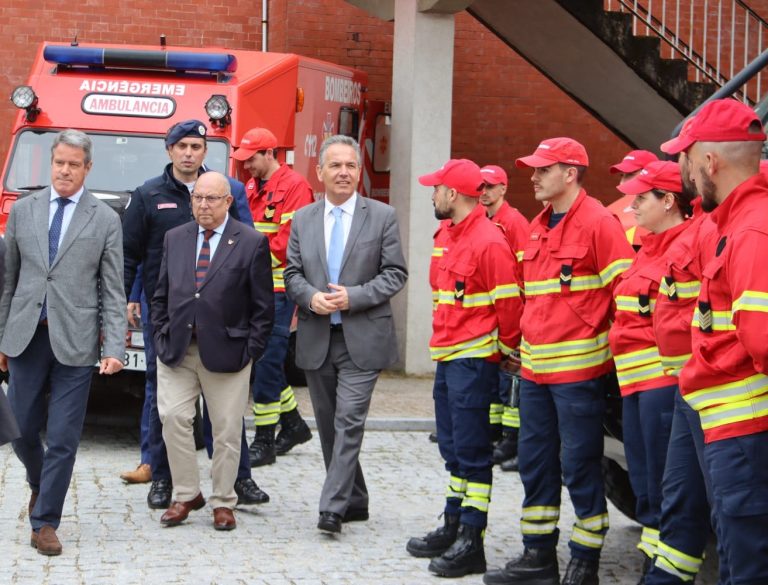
[330,323,343,331]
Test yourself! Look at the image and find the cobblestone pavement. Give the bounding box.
[1,374,718,584]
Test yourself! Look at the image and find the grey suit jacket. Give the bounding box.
[0,187,126,367]
[285,194,407,371]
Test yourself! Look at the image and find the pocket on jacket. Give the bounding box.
[225,326,249,339]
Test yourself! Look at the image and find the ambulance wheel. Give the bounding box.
[602,457,637,521]
[285,332,307,387]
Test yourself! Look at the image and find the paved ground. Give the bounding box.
[0,375,719,585]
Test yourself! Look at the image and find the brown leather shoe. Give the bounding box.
[213,507,236,531]
[119,463,151,484]
[160,493,205,527]
[28,491,38,517]
[32,526,62,556]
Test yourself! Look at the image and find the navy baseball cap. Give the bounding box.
[165,119,208,148]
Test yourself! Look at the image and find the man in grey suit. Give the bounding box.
[285,135,408,534]
[0,236,21,447]
[0,129,126,556]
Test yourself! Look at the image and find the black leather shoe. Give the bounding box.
[406,513,460,558]
[147,479,172,510]
[428,524,487,578]
[342,508,369,523]
[562,557,599,585]
[317,511,342,534]
[234,478,270,505]
[483,547,559,585]
[275,409,312,455]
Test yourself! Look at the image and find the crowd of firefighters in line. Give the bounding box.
[403,98,768,585]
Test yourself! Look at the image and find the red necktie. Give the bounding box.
[195,229,214,288]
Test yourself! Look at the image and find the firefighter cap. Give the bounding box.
[480,165,508,186]
[419,159,484,196]
[610,150,658,174]
[661,98,767,154]
[232,128,279,161]
[515,137,589,169]
[617,161,682,195]
[165,119,208,148]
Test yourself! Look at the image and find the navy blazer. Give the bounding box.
[151,218,274,373]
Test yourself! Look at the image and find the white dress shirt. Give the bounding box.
[196,214,229,262]
[48,187,84,249]
[323,193,357,254]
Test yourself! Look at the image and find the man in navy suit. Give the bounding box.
[151,171,273,531]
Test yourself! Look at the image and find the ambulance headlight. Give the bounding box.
[205,95,231,128]
[11,85,37,109]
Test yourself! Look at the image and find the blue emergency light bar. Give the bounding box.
[43,46,238,73]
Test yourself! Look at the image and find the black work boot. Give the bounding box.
[493,429,519,464]
[483,547,559,585]
[561,557,599,585]
[428,524,487,578]
[248,424,276,467]
[406,513,460,558]
[500,455,519,472]
[274,408,312,455]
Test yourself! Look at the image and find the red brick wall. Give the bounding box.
[2,0,763,219]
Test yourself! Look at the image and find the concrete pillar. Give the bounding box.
[390,1,457,375]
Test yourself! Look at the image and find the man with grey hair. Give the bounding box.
[0,129,126,555]
[285,135,408,534]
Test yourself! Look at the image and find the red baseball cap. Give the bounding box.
[232,127,279,161]
[480,165,508,185]
[609,150,659,174]
[515,137,589,168]
[617,161,682,195]
[419,159,484,196]
[660,99,767,154]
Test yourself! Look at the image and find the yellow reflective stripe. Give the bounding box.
[698,394,768,430]
[432,246,445,258]
[576,513,609,532]
[521,520,558,534]
[252,401,280,425]
[521,332,610,359]
[462,292,493,308]
[613,346,661,370]
[655,556,697,582]
[600,258,632,286]
[279,386,298,412]
[491,283,521,300]
[502,406,520,428]
[637,526,660,558]
[498,339,515,355]
[254,222,279,234]
[446,475,467,499]
[521,341,611,374]
[522,506,560,520]
[489,403,503,425]
[430,333,498,361]
[732,290,768,313]
[660,353,691,377]
[656,541,704,574]
[659,279,700,298]
[461,482,492,513]
[436,291,456,305]
[280,210,295,225]
[436,284,521,308]
[615,295,656,313]
[523,273,608,295]
[692,308,735,330]
[616,359,666,387]
[571,526,605,549]
[270,252,281,268]
[684,372,768,411]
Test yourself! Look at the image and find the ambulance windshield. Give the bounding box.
[5,130,229,193]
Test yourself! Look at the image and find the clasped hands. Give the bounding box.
[310,284,349,315]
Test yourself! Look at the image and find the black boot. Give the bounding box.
[275,408,312,455]
[493,429,518,464]
[636,555,652,585]
[500,455,519,472]
[483,547,559,585]
[406,513,460,558]
[428,524,487,578]
[561,557,599,585]
[248,425,276,467]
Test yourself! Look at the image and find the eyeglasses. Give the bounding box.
[191,193,228,204]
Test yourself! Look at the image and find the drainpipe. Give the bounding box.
[262,0,268,52]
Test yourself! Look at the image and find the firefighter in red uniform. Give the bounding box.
[661,98,768,585]
[406,159,523,578]
[609,150,659,247]
[232,128,313,467]
[606,161,696,581]
[485,138,634,585]
[479,165,529,472]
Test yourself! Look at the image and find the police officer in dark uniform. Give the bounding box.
[123,119,267,509]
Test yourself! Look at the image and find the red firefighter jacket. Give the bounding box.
[489,201,530,262]
[246,164,314,291]
[520,189,634,384]
[679,174,768,443]
[609,221,690,396]
[430,204,522,362]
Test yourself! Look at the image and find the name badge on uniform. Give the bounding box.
[157,203,178,210]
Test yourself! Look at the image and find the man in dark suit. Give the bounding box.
[285,135,408,534]
[0,129,126,555]
[152,171,273,531]
[0,236,21,447]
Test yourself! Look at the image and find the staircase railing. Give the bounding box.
[604,0,768,105]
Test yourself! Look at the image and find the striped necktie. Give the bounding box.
[196,229,215,288]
